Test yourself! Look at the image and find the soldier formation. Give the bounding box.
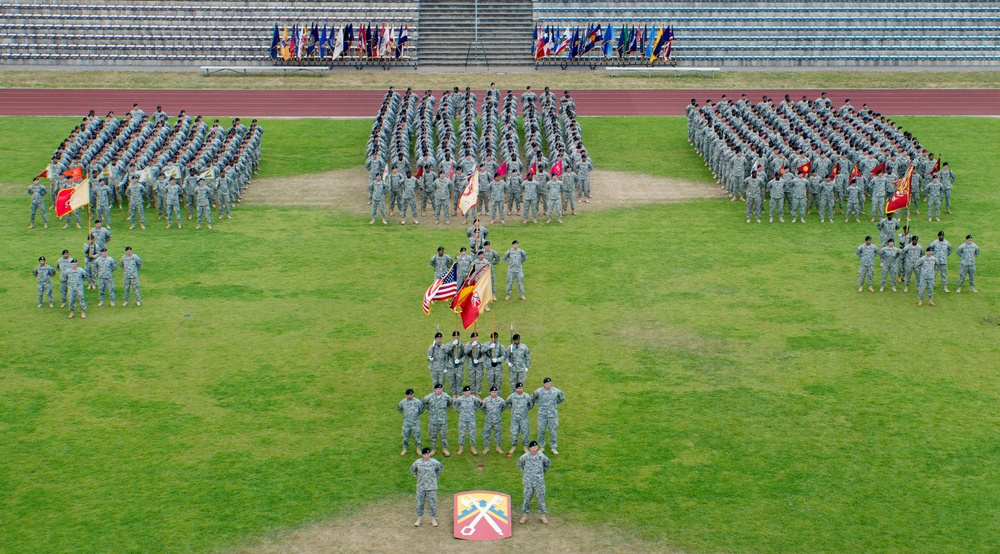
[32,234,143,319]
[39,105,263,231]
[688,93,956,224]
[366,85,593,226]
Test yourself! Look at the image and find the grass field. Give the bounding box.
[1,114,998,553]
[5,69,1000,92]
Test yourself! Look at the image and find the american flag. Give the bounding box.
[423,263,458,314]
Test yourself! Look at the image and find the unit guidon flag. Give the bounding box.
[453,490,512,541]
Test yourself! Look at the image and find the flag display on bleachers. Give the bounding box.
[270,22,411,62]
[534,22,673,62]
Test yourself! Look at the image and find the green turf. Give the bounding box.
[0,115,998,553]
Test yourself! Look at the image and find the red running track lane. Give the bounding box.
[1,88,999,117]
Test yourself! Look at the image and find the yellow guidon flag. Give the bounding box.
[451,265,494,329]
[458,167,480,216]
[54,177,90,218]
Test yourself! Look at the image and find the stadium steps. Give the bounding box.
[417,0,534,67]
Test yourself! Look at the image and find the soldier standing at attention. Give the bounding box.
[369,173,388,225]
[506,169,523,216]
[845,179,863,223]
[120,246,143,307]
[876,212,899,248]
[878,238,902,293]
[83,234,100,290]
[65,258,89,319]
[561,164,577,216]
[506,382,534,457]
[194,179,213,230]
[916,247,939,307]
[90,220,112,253]
[433,170,452,225]
[901,235,923,293]
[521,172,540,224]
[423,383,452,457]
[931,231,953,293]
[485,331,507,393]
[517,440,551,525]
[427,332,448,388]
[33,256,56,308]
[938,161,956,213]
[453,386,482,455]
[490,173,507,224]
[400,170,419,225]
[398,388,425,456]
[545,172,563,224]
[508,333,530,388]
[447,331,466,399]
[857,236,878,293]
[744,170,764,223]
[480,386,507,454]
[96,248,117,307]
[789,171,808,223]
[955,234,980,293]
[430,246,454,279]
[767,172,785,223]
[533,377,565,455]
[387,166,403,217]
[503,240,528,301]
[95,179,113,228]
[165,178,183,229]
[455,247,473,284]
[576,153,593,201]
[56,250,73,307]
[410,447,443,527]
[925,175,944,222]
[465,331,485,396]
[126,175,146,230]
[28,178,48,229]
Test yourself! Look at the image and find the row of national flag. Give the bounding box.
[534,23,673,61]
[270,23,409,61]
[423,263,495,329]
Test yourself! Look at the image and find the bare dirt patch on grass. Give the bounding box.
[244,168,721,215]
[231,495,677,554]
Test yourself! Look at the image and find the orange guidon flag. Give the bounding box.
[55,177,90,218]
[62,166,83,182]
[886,165,913,214]
[458,167,479,216]
[451,265,494,329]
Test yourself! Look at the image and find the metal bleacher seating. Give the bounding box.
[533,1,1000,67]
[0,0,418,66]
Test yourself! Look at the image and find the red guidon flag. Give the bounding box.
[36,165,51,179]
[414,165,423,178]
[451,265,494,329]
[871,161,887,176]
[797,161,810,175]
[54,177,90,218]
[830,163,840,180]
[496,161,507,177]
[930,157,941,174]
[550,158,563,177]
[458,167,479,216]
[885,165,914,214]
[849,163,862,182]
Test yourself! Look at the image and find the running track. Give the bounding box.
[1,88,998,117]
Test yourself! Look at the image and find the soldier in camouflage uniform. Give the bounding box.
[505,382,534,457]
[925,175,944,222]
[857,236,878,293]
[465,331,485,396]
[930,231,953,292]
[96,248,117,307]
[400,170,419,225]
[430,247,453,279]
[521,173,540,224]
[33,256,56,308]
[165,178,183,229]
[489,173,507,224]
[422,383,452,457]
[517,440,551,525]
[915,247,939,307]
[480,386,506,454]
[901,235,922,293]
[545,173,563,224]
[453,386,482,455]
[744,170,764,223]
[64,258,89,319]
[369,173,388,225]
[427,332,448,388]
[484,331,507,393]
[532,377,565,454]
[126,177,146,230]
[27,178,48,229]
[447,331,466,399]
[433,171,452,225]
[194,179,213,230]
[876,213,899,248]
[56,250,73,307]
[503,240,528,300]
[507,334,530,389]
[397,388,425,456]
[878,238,901,292]
[120,246,143,306]
[387,166,403,216]
[410,447,443,527]
[955,234,980,294]
[845,179,863,223]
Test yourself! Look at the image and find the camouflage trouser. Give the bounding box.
[427,420,448,448]
[858,264,874,288]
[871,196,885,218]
[522,481,546,514]
[537,414,558,449]
[448,366,464,397]
[936,259,948,286]
[918,276,934,300]
[99,277,116,302]
[156,195,166,217]
[98,205,111,228]
[167,201,182,226]
[197,204,212,225]
[486,365,503,392]
[944,188,952,209]
[186,194,196,217]
[580,175,591,197]
[789,196,805,219]
[458,416,477,445]
[37,282,54,305]
[769,196,784,218]
[509,368,527,390]
[561,191,575,212]
[745,194,762,220]
[430,368,445,389]
[416,489,437,517]
[807,194,820,213]
[68,286,86,312]
[60,277,69,303]
[129,202,146,225]
[85,261,98,285]
[957,264,976,287]
[879,263,898,288]
[845,199,861,219]
[30,201,48,224]
[218,195,231,217]
[522,197,538,219]
[545,195,562,219]
[400,195,417,218]
[434,199,450,222]
[124,275,141,303]
[388,190,401,213]
[370,199,386,220]
[506,269,524,296]
[510,415,529,446]
[483,419,503,447]
[909,191,920,212]
[63,209,82,225]
[467,366,484,396]
[402,420,421,450]
[819,196,834,220]
[507,192,521,214]
[491,199,505,221]
[928,196,942,218]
